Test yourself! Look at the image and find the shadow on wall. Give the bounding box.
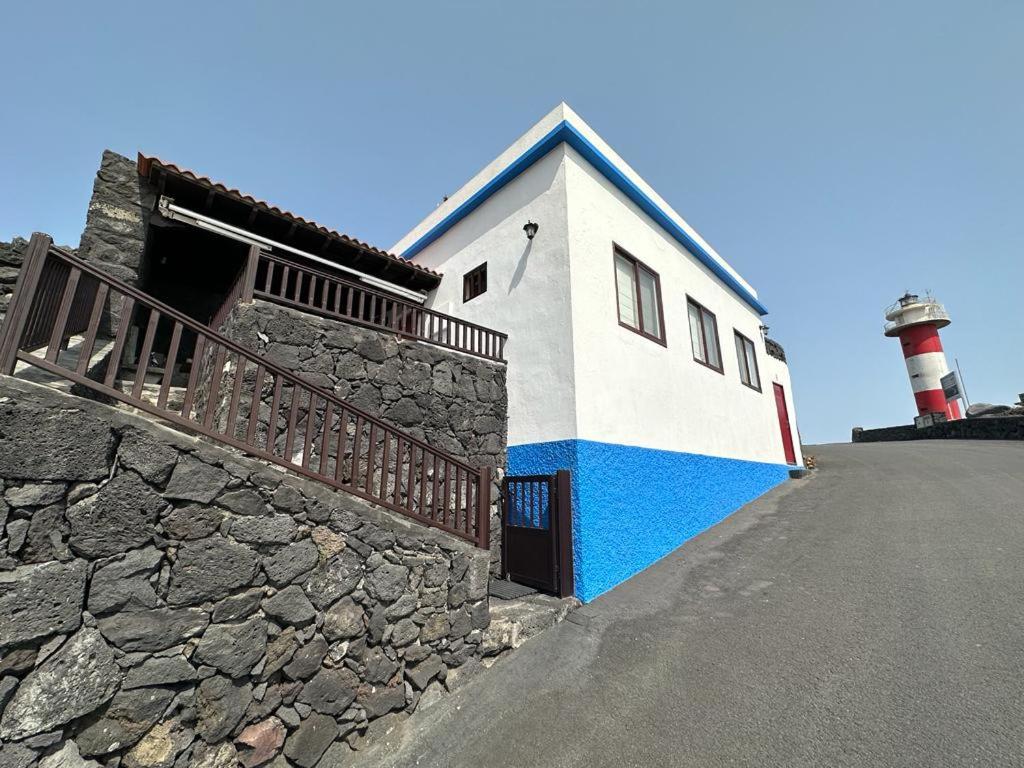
[508,240,533,294]
[509,439,791,602]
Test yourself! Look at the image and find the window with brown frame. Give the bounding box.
[686,297,722,372]
[463,262,487,302]
[613,247,665,344]
[734,331,761,391]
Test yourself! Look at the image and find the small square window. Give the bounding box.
[687,297,722,373]
[463,263,487,302]
[734,331,761,391]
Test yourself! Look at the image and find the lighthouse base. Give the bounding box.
[914,389,961,421]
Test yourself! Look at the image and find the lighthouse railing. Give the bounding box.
[882,302,950,335]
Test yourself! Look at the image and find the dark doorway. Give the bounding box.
[501,470,574,597]
[134,224,248,374]
[141,224,248,325]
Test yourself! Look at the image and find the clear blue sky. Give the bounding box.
[3,1,1022,444]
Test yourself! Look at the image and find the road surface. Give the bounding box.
[356,441,1024,768]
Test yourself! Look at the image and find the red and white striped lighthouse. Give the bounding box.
[884,293,961,420]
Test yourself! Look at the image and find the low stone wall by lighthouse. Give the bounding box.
[852,416,1024,442]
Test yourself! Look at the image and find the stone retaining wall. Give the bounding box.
[0,378,500,768]
[77,150,154,290]
[852,416,1024,443]
[220,300,508,571]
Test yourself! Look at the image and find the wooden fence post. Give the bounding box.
[240,244,261,303]
[555,468,574,598]
[0,232,52,374]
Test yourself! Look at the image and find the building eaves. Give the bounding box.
[137,153,441,281]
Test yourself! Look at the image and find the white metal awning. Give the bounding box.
[157,197,428,305]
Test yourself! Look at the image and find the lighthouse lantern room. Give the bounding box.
[884,292,961,421]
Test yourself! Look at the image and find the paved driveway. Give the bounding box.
[355,441,1024,768]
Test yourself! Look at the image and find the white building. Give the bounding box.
[393,103,802,601]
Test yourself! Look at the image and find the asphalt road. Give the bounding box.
[355,441,1024,768]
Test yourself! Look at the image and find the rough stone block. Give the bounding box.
[262,540,318,587]
[217,488,267,517]
[303,549,363,610]
[122,656,197,690]
[0,629,120,740]
[230,514,296,546]
[0,402,114,482]
[418,614,450,644]
[97,607,208,653]
[0,560,86,648]
[194,616,268,679]
[162,456,229,503]
[196,675,253,743]
[322,597,365,642]
[211,588,264,623]
[364,562,409,603]
[161,504,223,541]
[357,685,407,718]
[87,547,162,615]
[167,536,259,605]
[297,667,359,716]
[259,628,297,680]
[75,686,176,756]
[20,504,70,564]
[117,428,179,486]
[67,473,166,558]
[236,716,286,768]
[189,742,239,768]
[283,712,337,768]
[262,585,316,626]
[37,741,100,768]
[4,482,66,508]
[281,635,327,681]
[405,654,443,691]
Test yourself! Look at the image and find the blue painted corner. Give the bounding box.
[509,439,790,602]
[399,120,769,316]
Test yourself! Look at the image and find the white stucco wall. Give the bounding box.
[406,147,579,447]
[563,148,802,465]
[392,103,802,467]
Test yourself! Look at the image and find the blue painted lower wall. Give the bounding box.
[508,439,791,602]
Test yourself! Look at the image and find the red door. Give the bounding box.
[773,383,797,465]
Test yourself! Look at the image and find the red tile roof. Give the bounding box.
[137,153,440,279]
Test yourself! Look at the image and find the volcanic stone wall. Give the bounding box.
[852,416,1024,443]
[220,299,508,569]
[0,378,495,768]
[76,150,154,289]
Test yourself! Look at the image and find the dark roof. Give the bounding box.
[137,154,441,288]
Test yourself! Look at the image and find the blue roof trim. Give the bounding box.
[400,120,769,315]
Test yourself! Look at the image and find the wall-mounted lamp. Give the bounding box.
[759,324,770,339]
[523,221,539,240]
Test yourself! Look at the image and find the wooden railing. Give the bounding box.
[0,233,492,549]
[247,251,507,362]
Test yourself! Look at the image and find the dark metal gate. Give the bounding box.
[501,470,574,597]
